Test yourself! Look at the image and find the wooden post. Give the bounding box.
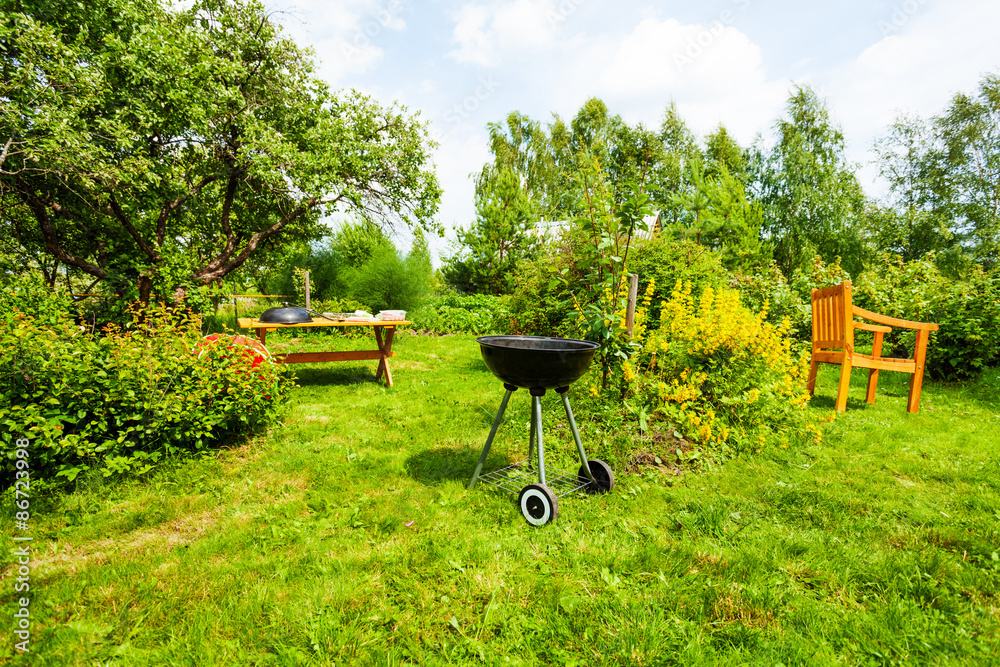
[625,273,639,338]
[304,270,310,309]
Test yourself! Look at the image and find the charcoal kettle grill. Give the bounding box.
[469,335,614,526]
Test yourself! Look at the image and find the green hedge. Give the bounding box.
[410,293,513,335]
[729,254,1000,381]
[854,255,1000,380]
[1,276,294,488]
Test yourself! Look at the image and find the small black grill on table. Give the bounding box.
[468,335,615,526]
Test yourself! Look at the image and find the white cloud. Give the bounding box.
[270,0,410,84]
[583,17,787,143]
[447,0,567,66]
[823,0,1000,192]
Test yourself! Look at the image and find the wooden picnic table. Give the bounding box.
[237,317,410,387]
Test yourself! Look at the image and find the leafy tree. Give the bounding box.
[872,113,953,261]
[926,73,1000,268]
[650,102,701,230]
[474,99,666,227]
[704,124,748,182]
[330,220,393,268]
[664,156,766,271]
[482,111,561,219]
[443,166,539,294]
[0,0,441,303]
[751,85,869,276]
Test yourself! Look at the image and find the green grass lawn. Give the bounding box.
[3,332,999,665]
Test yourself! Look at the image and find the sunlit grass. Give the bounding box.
[2,333,999,665]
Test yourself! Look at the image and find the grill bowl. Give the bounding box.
[476,335,599,389]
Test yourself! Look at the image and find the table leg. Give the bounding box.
[257,328,266,346]
[374,326,396,386]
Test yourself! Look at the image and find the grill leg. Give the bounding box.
[468,386,516,489]
[528,405,536,468]
[558,387,595,484]
[531,389,547,486]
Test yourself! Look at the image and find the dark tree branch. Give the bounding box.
[24,193,108,280]
[155,173,221,245]
[194,195,327,283]
[109,194,161,261]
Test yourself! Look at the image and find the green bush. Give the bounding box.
[345,244,431,313]
[506,252,572,336]
[0,272,74,329]
[854,254,1000,380]
[629,236,726,322]
[620,282,819,459]
[1,298,294,489]
[727,256,853,341]
[410,293,513,335]
[728,264,809,338]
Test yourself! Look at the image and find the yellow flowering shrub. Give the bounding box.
[633,281,816,455]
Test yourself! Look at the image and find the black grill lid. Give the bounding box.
[259,305,312,324]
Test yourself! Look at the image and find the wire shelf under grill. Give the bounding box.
[476,460,590,498]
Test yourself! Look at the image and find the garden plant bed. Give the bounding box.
[2,333,999,665]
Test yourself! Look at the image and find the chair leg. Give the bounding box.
[807,357,819,396]
[907,330,930,413]
[866,332,883,404]
[835,360,852,412]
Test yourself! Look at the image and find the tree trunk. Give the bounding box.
[138,274,153,304]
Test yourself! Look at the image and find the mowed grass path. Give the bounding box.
[3,332,999,665]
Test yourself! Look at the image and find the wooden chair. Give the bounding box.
[807,281,938,413]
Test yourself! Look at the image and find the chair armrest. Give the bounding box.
[854,322,892,333]
[854,307,939,331]
[854,321,892,334]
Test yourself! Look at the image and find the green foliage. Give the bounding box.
[729,255,851,341]
[442,166,540,295]
[331,221,394,268]
[410,293,513,335]
[630,236,726,322]
[872,115,954,260]
[505,251,572,336]
[559,163,653,386]
[629,283,818,458]
[728,263,810,339]
[854,254,1000,380]
[751,85,870,276]
[0,270,75,329]
[871,73,1000,271]
[343,242,431,314]
[0,0,441,303]
[0,294,294,488]
[928,73,1000,268]
[260,221,432,313]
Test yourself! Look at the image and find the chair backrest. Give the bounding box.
[811,281,854,350]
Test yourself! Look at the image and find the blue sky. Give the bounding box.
[266,0,1000,261]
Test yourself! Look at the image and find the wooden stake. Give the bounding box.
[304,270,310,309]
[625,273,639,337]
